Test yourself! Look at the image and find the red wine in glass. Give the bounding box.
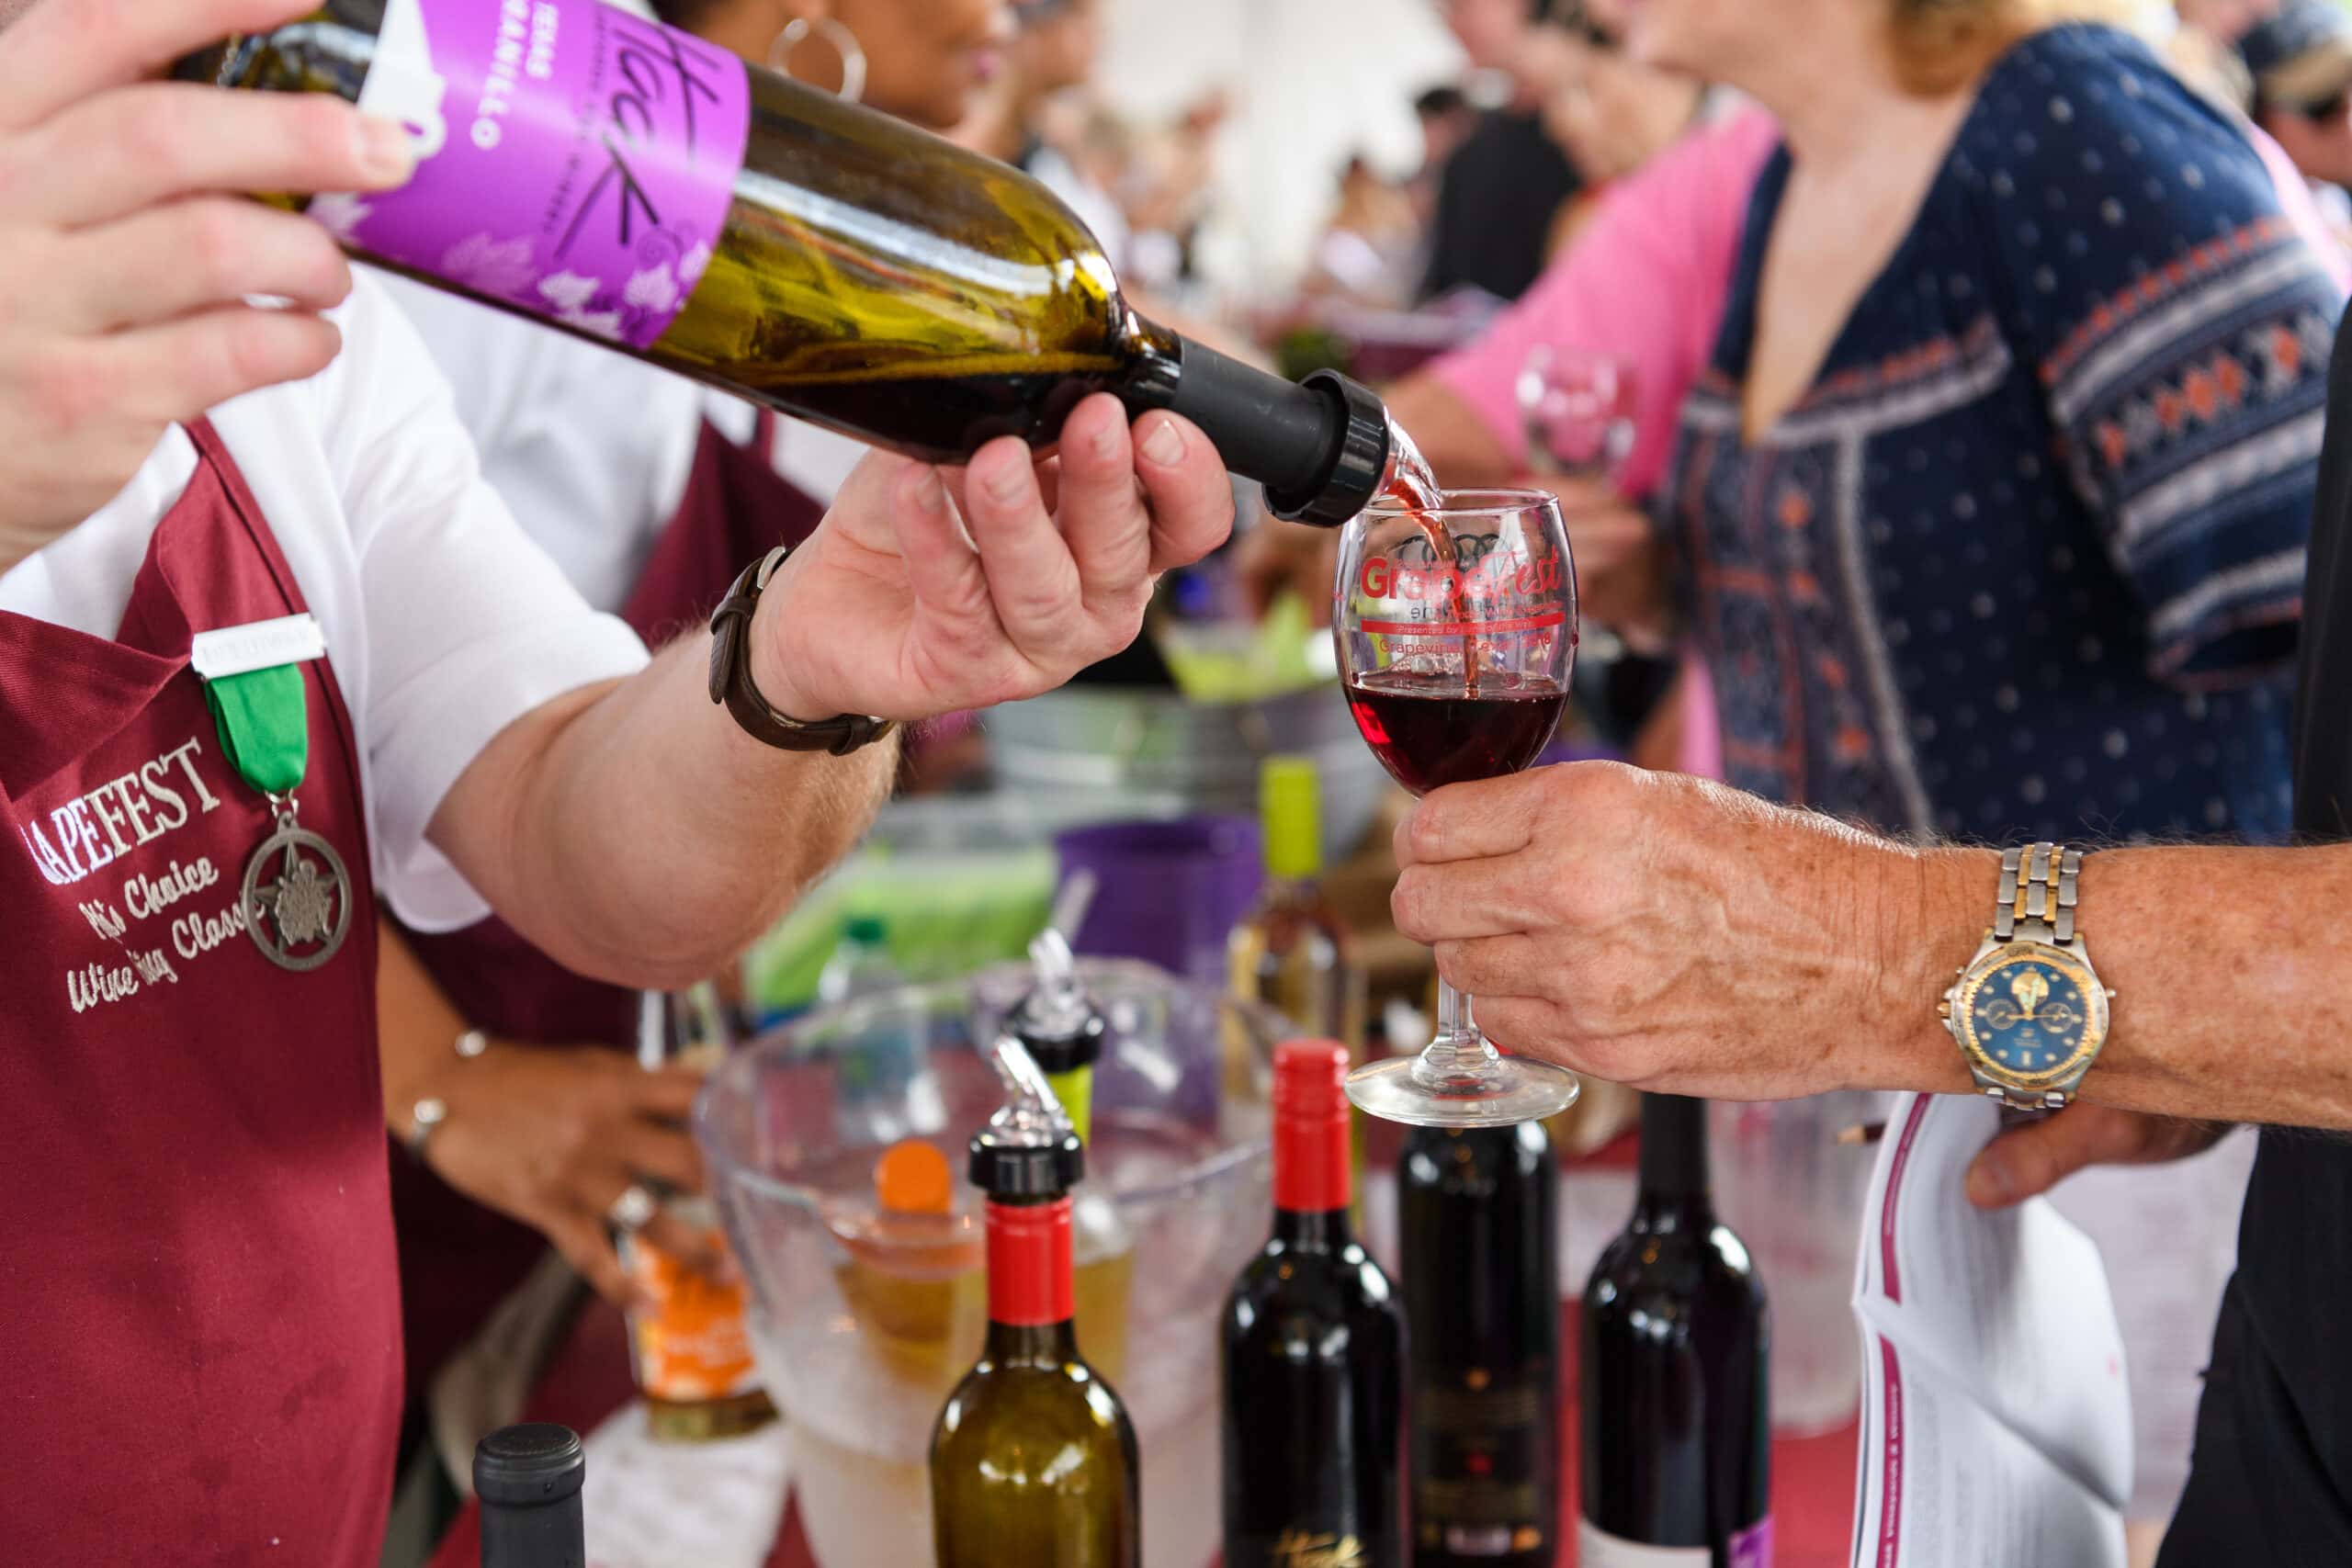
[1334,487,1581,1127]
[1346,670,1568,796]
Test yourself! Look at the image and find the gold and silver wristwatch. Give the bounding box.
[1939,843,2115,1111]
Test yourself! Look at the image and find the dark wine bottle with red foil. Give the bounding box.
[1580,1096,1771,1567]
[932,1116,1137,1567]
[176,0,1408,525]
[1399,1123,1559,1565]
[1221,1041,1405,1568]
[475,1424,585,1568]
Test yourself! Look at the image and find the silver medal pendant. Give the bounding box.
[241,795,351,972]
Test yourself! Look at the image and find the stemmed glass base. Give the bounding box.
[1345,1034,1581,1128]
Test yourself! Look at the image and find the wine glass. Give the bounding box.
[1337,489,1581,1126]
[1518,345,1637,481]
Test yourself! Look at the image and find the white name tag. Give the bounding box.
[190,615,326,682]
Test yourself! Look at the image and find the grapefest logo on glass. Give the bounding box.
[1356,542,1567,636]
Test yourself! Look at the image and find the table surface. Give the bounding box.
[427,1294,1856,1568]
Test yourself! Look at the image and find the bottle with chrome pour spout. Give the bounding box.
[930,1039,1139,1567]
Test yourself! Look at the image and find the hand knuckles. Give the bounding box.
[219,312,311,389]
[2013,1140,2064,1192]
[183,204,255,296]
[1550,865,1618,931]
[547,1110,601,1164]
[0,142,29,211]
[56,0,115,58]
[1539,760,1588,806]
[1390,873,1434,940]
[1077,591,1150,648]
[279,213,349,288]
[1562,759,1645,823]
[1402,807,1449,866]
[120,93,197,187]
[211,0,315,40]
[29,347,117,430]
[293,96,365,177]
[1008,570,1080,624]
[1479,1002,1545,1055]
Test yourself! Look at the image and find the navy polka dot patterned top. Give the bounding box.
[1663,25,2341,845]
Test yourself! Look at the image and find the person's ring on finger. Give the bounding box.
[606,1180,658,1234]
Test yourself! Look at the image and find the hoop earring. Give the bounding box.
[769,16,868,105]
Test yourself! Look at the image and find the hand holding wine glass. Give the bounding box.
[1338,489,1581,1126]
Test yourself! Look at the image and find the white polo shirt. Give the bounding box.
[0,273,651,931]
[374,274,869,615]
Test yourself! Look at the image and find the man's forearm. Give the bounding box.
[1876,843,2352,1130]
[431,632,896,990]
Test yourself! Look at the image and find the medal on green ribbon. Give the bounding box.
[193,615,351,972]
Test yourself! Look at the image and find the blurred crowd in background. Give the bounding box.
[981,0,2352,315]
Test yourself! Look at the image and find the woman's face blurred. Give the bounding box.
[1544,37,1702,183]
[1013,0,1104,97]
[1440,0,1532,73]
[837,0,1016,129]
[734,0,1013,131]
[1614,0,1798,78]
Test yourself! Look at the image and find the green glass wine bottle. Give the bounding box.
[932,1113,1138,1567]
[176,0,1415,525]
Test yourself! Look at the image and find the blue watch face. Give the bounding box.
[1955,946,2106,1084]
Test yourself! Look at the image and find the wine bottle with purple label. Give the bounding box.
[176,0,1407,527]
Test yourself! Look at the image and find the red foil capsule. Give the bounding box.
[984,1194,1075,1327]
[1272,1039,1353,1216]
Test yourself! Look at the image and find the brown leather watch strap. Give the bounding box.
[707,547,898,756]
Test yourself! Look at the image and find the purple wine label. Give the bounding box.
[1728,1515,1774,1568]
[330,0,751,349]
[1577,1516,1774,1566]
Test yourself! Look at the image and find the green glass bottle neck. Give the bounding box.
[983,1318,1083,1368]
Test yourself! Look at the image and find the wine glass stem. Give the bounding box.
[1415,979,1503,1089]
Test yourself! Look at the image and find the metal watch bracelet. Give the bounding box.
[1996,842,2081,945]
[1982,843,2086,1113]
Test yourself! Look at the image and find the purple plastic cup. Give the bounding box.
[1054,817,1264,987]
[1053,816,1265,1127]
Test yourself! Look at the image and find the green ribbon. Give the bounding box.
[202,664,309,797]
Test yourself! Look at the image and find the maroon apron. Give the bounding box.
[390,412,825,1395]
[0,422,395,1562]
